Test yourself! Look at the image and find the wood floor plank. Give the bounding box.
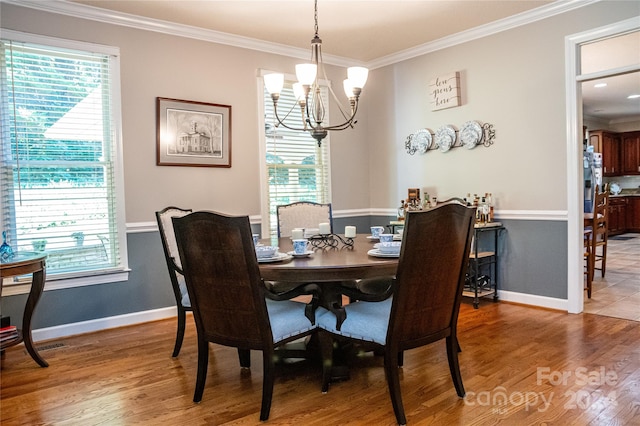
[1,301,639,425]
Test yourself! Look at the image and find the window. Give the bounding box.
[0,31,127,285]
[261,75,331,238]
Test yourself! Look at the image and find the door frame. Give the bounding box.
[565,17,640,314]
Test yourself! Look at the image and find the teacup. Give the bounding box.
[292,239,308,255]
[370,226,385,238]
[379,233,394,243]
[378,241,402,254]
[255,245,278,258]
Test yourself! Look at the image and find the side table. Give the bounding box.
[1,252,49,367]
[464,222,506,309]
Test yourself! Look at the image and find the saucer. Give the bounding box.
[257,252,292,263]
[367,249,400,258]
[287,250,313,258]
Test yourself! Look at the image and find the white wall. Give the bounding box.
[366,1,639,213]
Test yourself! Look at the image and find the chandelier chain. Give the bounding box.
[314,0,319,37]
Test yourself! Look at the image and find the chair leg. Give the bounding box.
[446,335,465,398]
[237,348,251,368]
[193,338,209,403]
[397,351,404,367]
[384,348,407,426]
[319,331,333,393]
[172,306,186,357]
[260,350,276,421]
[600,243,607,277]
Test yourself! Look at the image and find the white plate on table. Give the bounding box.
[286,250,313,258]
[367,236,379,240]
[257,252,292,263]
[367,249,400,258]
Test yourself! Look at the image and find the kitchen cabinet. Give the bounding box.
[608,197,627,235]
[627,197,640,232]
[622,131,640,175]
[590,130,621,176]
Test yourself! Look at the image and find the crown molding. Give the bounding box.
[3,0,596,69]
[367,0,600,69]
[1,0,360,68]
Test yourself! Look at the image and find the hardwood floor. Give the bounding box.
[584,233,640,321]
[2,301,639,425]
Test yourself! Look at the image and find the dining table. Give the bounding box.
[258,234,399,381]
[258,235,398,309]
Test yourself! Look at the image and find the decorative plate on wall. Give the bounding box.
[412,129,432,153]
[435,125,456,152]
[460,121,482,149]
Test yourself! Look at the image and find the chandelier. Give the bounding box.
[263,0,368,146]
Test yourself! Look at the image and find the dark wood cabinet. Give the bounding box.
[590,130,621,176]
[627,197,640,232]
[608,197,627,236]
[622,132,640,175]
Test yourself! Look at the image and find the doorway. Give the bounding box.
[565,18,640,314]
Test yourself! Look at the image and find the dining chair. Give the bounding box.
[171,211,318,420]
[584,229,594,298]
[592,185,609,279]
[276,201,333,238]
[276,201,393,302]
[155,206,193,357]
[316,202,476,425]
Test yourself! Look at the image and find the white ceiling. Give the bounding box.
[14,0,640,122]
[69,0,553,62]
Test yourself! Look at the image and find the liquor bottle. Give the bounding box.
[487,193,494,222]
[397,200,405,221]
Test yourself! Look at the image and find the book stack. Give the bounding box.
[0,324,19,345]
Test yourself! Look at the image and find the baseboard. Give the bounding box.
[498,290,568,311]
[32,306,178,342]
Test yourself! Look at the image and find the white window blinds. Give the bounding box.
[263,81,331,238]
[0,33,126,277]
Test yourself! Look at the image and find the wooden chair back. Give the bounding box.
[276,201,332,237]
[155,206,194,357]
[172,211,272,350]
[388,202,476,351]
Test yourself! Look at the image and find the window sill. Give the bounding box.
[1,269,130,296]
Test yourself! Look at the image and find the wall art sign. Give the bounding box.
[429,72,461,111]
[156,97,232,167]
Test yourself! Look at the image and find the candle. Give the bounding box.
[344,226,356,238]
[291,228,304,240]
[319,222,331,235]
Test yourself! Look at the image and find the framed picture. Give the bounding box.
[156,97,232,167]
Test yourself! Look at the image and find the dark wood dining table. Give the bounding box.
[258,235,398,284]
[259,235,398,381]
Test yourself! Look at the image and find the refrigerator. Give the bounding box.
[583,147,602,213]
